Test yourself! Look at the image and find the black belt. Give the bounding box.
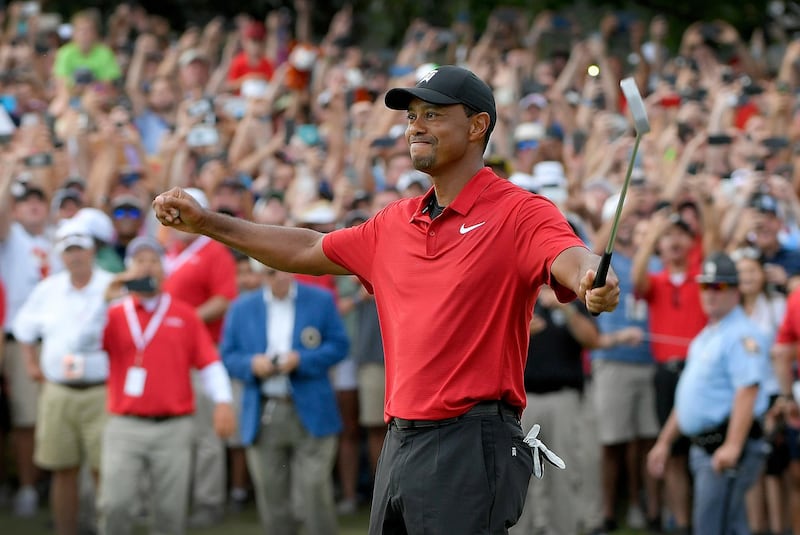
[390,401,520,430]
[59,381,106,390]
[658,359,685,373]
[124,413,187,423]
[690,420,763,455]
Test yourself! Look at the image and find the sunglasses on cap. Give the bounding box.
[113,206,142,219]
[699,282,733,292]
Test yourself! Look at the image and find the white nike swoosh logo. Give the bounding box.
[459,222,486,234]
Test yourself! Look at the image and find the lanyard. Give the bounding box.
[122,294,171,366]
[164,236,210,275]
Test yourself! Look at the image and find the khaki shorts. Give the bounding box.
[34,382,107,470]
[592,359,660,445]
[357,363,385,427]
[3,340,41,427]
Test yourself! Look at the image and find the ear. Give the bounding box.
[469,112,490,142]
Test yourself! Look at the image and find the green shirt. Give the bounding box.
[53,42,121,82]
[95,246,125,273]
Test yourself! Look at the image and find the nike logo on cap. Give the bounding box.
[459,222,486,235]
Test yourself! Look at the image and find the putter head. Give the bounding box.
[620,77,650,135]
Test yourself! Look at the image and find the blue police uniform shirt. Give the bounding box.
[591,253,654,365]
[763,246,800,279]
[675,306,770,436]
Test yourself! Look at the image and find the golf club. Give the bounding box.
[591,77,651,315]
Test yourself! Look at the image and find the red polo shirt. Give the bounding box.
[103,295,219,416]
[323,168,585,421]
[776,287,800,349]
[162,238,238,343]
[228,52,274,82]
[642,270,707,363]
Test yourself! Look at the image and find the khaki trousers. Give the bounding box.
[246,399,338,535]
[97,415,193,535]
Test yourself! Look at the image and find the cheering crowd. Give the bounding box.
[2,1,800,534]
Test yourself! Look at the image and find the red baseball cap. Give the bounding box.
[244,21,266,41]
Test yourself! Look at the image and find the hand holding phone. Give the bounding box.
[123,277,157,294]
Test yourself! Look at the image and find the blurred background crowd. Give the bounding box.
[2,0,800,534]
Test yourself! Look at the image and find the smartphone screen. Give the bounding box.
[124,277,156,293]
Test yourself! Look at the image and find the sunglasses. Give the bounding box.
[113,206,142,219]
[699,282,733,292]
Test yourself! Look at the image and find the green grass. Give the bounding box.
[0,503,649,534]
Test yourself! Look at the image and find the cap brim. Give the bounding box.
[696,275,739,285]
[385,87,462,110]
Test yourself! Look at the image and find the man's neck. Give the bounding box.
[70,270,92,289]
[20,221,46,237]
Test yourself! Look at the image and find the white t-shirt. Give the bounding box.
[0,222,56,331]
[12,268,113,383]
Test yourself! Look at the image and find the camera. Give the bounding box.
[124,277,157,293]
[186,125,219,148]
[187,98,212,118]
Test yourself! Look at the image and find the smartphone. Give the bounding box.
[73,67,95,86]
[21,2,40,17]
[707,134,733,145]
[23,152,53,167]
[186,125,219,148]
[296,124,321,146]
[283,118,296,145]
[124,276,157,293]
[187,98,212,118]
[763,136,790,150]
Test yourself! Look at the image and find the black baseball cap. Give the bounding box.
[696,252,739,285]
[385,65,497,135]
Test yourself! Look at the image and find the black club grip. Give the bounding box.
[590,251,612,316]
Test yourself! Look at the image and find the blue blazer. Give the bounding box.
[220,283,349,445]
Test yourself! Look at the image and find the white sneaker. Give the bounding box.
[13,485,38,517]
[626,504,646,530]
[336,498,358,515]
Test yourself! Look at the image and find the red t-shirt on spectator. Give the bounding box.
[162,237,238,343]
[642,269,707,363]
[103,295,219,417]
[228,52,274,82]
[776,288,800,351]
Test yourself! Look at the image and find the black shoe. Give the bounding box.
[647,516,662,533]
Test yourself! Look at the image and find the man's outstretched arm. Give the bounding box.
[153,187,348,276]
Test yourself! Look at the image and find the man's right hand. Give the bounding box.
[646,440,669,479]
[153,187,207,234]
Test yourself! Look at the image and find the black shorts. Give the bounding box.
[369,403,533,535]
[654,362,690,457]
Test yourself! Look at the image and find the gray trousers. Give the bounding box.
[191,373,226,509]
[510,390,582,535]
[97,415,193,535]
[246,398,338,535]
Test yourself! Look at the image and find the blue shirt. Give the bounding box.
[675,306,770,436]
[763,245,800,278]
[592,253,654,364]
[134,110,171,156]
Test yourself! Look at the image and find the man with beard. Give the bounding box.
[152,65,620,534]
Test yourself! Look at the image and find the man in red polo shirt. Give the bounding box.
[161,187,238,527]
[632,209,707,534]
[97,236,234,535]
[153,65,620,534]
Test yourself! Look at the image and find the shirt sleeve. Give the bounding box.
[322,217,379,293]
[11,281,47,343]
[514,195,586,302]
[726,331,769,390]
[190,310,222,370]
[209,247,239,300]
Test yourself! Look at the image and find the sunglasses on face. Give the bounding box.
[699,282,733,292]
[113,206,142,219]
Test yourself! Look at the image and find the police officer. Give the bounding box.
[647,252,770,534]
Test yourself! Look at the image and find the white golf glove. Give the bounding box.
[523,424,566,479]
